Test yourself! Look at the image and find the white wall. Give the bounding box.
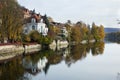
[24,19,48,36]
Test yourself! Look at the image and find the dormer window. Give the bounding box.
[31,18,36,23]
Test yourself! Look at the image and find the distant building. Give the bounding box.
[23,8,31,19]
[57,27,68,39]
[24,18,48,36]
[23,9,48,36]
[61,27,68,38]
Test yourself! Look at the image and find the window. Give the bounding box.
[25,30,28,33]
[32,25,35,30]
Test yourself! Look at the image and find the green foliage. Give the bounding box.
[29,30,41,42]
[22,31,53,45]
[41,36,53,45]
[22,34,31,42]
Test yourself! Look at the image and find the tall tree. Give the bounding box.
[0,0,24,43]
[99,25,105,40]
[91,22,100,41]
[43,14,50,28]
[71,26,82,43]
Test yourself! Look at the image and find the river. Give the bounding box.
[0,42,120,80]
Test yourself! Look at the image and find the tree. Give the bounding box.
[66,20,72,25]
[48,17,54,22]
[86,24,92,41]
[91,22,100,41]
[71,26,82,43]
[47,24,56,40]
[0,0,24,43]
[65,23,71,42]
[29,30,41,42]
[42,36,53,45]
[43,14,50,28]
[22,34,31,42]
[99,25,105,40]
[81,26,89,40]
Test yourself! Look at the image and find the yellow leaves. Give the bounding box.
[99,25,105,39]
[71,26,82,43]
[0,0,23,42]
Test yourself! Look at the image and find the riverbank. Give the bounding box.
[0,43,41,61]
[0,43,41,54]
[49,40,69,51]
[0,40,69,61]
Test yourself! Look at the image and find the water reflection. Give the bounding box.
[0,57,25,80]
[0,42,104,80]
[22,56,48,75]
[65,42,104,66]
[117,73,120,80]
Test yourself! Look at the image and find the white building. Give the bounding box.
[24,17,48,36]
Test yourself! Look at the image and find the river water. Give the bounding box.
[0,42,120,80]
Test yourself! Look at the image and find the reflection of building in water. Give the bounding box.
[117,73,120,80]
[19,72,32,80]
[37,57,48,70]
[56,47,76,67]
[22,57,48,75]
[65,57,76,67]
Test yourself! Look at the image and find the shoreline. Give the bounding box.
[0,43,41,61]
[0,40,68,61]
[0,40,103,62]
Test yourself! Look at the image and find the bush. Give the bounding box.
[29,30,41,42]
[22,30,53,45]
[22,34,31,42]
[41,36,53,45]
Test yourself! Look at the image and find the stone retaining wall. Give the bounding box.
[24,44,41,53]
[0,44,41,54]
[0,44,41,61]
[50,40,68,50]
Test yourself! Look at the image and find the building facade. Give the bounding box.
[23,9,48,36]
[24,18,48,36]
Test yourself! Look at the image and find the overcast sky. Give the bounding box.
[18,0,120,27]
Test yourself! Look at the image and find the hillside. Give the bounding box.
[104,28,120,33]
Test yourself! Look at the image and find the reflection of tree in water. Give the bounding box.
[117,73,120,80]
[22,42,105,74]
[64,44,88,67]
[65,42,105,66]
[0,57,26,80]
[71,44,88,61]
[0,42,105,80]
[91,42,104,56]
